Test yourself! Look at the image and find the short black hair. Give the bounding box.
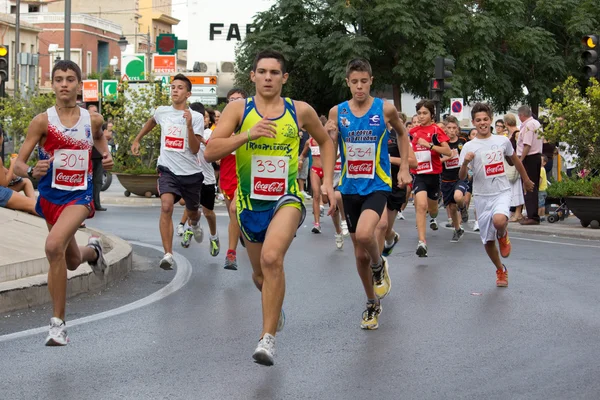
[190,102,206,116]
[52,60,82,82]
[172,73,192,92]
[226,88,248,99]
[416,99,436,118]
[206,108,216,127]
[495,119,505,126]
[471,103,493,120]
[252,50,287,74]
[346,58,372,77]
[101,122,108,131]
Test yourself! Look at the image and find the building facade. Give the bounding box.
[139,0,179,51]
[0,13,41,93]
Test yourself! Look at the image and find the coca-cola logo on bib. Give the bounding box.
[485,162,505,176]
[417,162,432,171]
[165,136,184,150]
[55,169,85,187]
[348,160,374,175]
[446,158,459,168]
[254,177,286,196]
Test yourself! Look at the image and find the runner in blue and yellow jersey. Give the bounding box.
[326,58,412,330]
[205,50,336,366]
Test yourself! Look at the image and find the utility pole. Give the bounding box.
[15,0,19,94]
[147,28,152,78]
[64,0,71,60]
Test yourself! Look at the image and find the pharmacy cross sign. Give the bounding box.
[156,33,178,55]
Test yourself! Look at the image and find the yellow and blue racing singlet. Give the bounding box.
[337,98,392,195]
[235,97,302,211]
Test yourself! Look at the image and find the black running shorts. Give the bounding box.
[412,174,440,201]
[157,166,204,211]
[387,186,406,212]
[200,183,216,210]
[341,191,389,234]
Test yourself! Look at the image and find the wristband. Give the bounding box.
[247,129,251,142]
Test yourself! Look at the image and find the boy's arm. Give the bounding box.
[510,153,534,191]
[15,114,50,179]
[132,116,157,155]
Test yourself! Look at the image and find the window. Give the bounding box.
[10,5,15,14]
[28,5,39,12]
[87,51,92,76]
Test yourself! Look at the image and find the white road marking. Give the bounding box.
[0,242,192,343]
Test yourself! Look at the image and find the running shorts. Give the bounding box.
[387,186,407,212]
[342,191,389,234]
[237,194,306,244]
[441,180,469,206]
[36,196,94,226]
[0,186,14,207]
[311,166,324,180]
[413,174,440,201]
[473,191,511,244]
[200,183,216,211]
[157,166,204,211]
[298,158,309,180]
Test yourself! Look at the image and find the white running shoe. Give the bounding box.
[301,190,312,200]
[159,253,175,270]
[87,236,107,276]
[176,223,185,236]
[45,317,68,346]
[473,221,480,232]
[397,212,405,220]
[319,205,325,217]
[190,223,204,243]
[430,218,439,231]
[335,233,344,250]
[253,333,276,366]
[341,220,349,236]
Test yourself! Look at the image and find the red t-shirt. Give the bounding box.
[219,153,237,195]
[409,124,450,175]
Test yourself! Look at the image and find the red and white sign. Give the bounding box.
[82,80,99,102]
[52,149,88,191]
[164,124,186,152]
[334,160,342,172]
[251,155,288,200]
[153,55,177,74]
[482,149,505,179]
[415,149,433,174]
[346,143,375,179]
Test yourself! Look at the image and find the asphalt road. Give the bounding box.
[1,203,600,400]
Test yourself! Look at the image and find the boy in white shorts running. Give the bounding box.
[459,103,534,287]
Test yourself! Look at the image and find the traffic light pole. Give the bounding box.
[64,0,71,60]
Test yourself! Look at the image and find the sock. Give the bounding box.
[210,233,218,240]
[367,298,377,305]
[430,212,438,219]
[385,239,394,247]
[371,257,383,272]
[227,249,236,255]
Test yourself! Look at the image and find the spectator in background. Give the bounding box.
[542,139,556,178]
[504,113,525,222]
[411,114,419,126]
[517,105,543,225]
[297,129,311,199]
[560,142,578,178]
[88,105,106,212]
[494,119,506,136]
[0,132,37,215]
[104,121,115,156]
[539,155,549,221]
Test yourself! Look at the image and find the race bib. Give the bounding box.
[164,124,186,152]
[346,143,375,179]
[334,160,342,172]
[444,154,460,169]
[251,155,288,200]
[310,146,320,156]
[52,149,89,191]
[482,149,506,179]
[415,150,433,174]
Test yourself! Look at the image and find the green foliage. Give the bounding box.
[547,175,600,198]
[544,77,600,173]
[102,80,171,173]
[87,67,117,81]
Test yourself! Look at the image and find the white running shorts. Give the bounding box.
[474,190,511,244]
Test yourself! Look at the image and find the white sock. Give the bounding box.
[210,233,218,240]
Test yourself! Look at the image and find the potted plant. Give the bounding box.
[544,77,600,228]
[102,80,170,197]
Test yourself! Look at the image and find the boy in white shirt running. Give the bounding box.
[459,103,534,287]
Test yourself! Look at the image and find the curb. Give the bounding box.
[507,224,600,241]
[0,231,133,314]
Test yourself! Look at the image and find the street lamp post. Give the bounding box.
[64,0,71,60]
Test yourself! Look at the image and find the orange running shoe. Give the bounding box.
[496,266,508,287]
[498,230,511,258]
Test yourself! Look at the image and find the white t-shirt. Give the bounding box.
[459,135,514,196]
[560,142,577,169]
[197,128,216,185]
[154,105,204,176]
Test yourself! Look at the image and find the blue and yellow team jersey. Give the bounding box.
[235,97,302,211]
[337,98,392,195]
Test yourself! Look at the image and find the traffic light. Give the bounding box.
[434,56,454,91]
[582,34,599,80]
[0,45,9,82]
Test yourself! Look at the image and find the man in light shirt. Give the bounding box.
[517,105,544,225]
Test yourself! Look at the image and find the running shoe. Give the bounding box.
[497,230,511,258]
[311,223,321,234]
[396,212,405,220]
[416,240,428,257]
[45,317,68,346]
[176,223,185,236]
[277,309,285,332]
[341,220,349,236]
[86,236,107,276]
[382,232,399,257]
[430,218,439,230]
[460,206,469,223]
[451,228,465,243]
[190,223,204,243]
[253,333,276,366]
[216,193,225,201]
[361,302,382,330]
[372,257,391,299]
[445,218,453,228]
[224,251,238,270]
[181,229,193,248]
[210,236,220,257]
[496,265,508,287]
[473,221,480,232]
[159,253,175,270]
[301,190,312,200]
[335,233,344,250]
[320,205,325,217]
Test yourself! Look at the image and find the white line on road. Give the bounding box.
[0,242,192,343]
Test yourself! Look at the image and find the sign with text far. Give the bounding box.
[153,54,176,74]
[192,86,217,95]
[171,75,217,85]
[82,80,99,102]
[189,95,217,105]
[121,54,147,81]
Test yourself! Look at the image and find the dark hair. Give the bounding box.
[87,104,98,112]
[206,108,216,128]
[226,88,248,99]
[52,60,82,82]
[445,115,459,125]
[495,119,505,126]
[345,58,372,77]
[190,102,206,116]
[416,99,435,118]
[252,50,287,74]
[101,122,108,131]
[471,103,493,119]
[541,154,548,162]
[172,73,192,92]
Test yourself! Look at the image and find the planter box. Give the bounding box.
[115,173,159,198]
[565,196,600,228]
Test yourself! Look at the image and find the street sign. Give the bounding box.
[82,80,99,102]
[121,54,147,81]
[191,86,217,95]
[153,55,176,74]
[190,95,217,105]
[102,80,118,102]
[173,75,217,85]
[450,98,463,119]
[156,33,178,55]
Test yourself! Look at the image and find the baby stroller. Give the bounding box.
[547,198,569,223]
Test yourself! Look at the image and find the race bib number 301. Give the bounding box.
[251,155,288,200]
[52,149,89,191]
[482,149,505,179]
[164,124,186,152]
[346,143,375,179]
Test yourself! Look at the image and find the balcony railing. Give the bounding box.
[21,13,122,35]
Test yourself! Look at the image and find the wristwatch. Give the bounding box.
[429,143,434,150]
[27,166,34,179]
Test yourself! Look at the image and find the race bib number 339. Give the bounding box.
[52,149,89,191]
[347,143,375,179]
[251,155,288,200]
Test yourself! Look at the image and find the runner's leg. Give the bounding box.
[414,191,428,242]
[159,193,176,255]
[310,169,322,229]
